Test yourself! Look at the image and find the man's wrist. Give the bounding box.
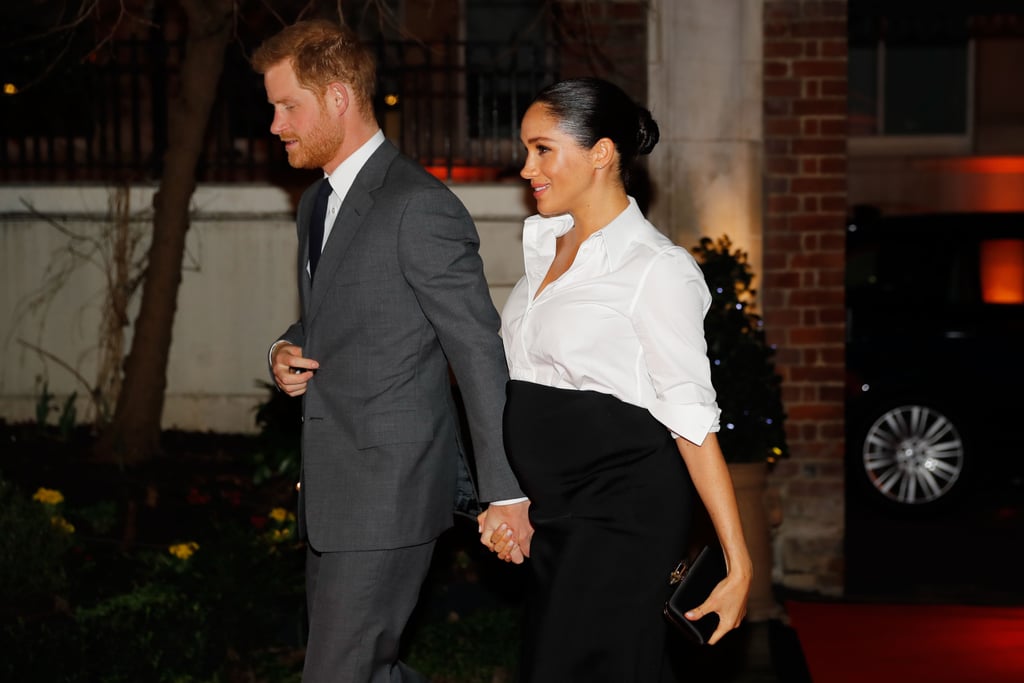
[268,339,290,366]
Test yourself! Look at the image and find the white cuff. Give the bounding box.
[268,339,290,367]
[488,497,529,506]
[649,399,720,446]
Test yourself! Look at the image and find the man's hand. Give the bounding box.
[271,342,319,396]
[477,500,532,564]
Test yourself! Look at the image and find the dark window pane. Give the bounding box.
[884,43,967,135]
[848,45,878,135]
[466,0,544,137]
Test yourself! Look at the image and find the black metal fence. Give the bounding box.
[0,35,559,184]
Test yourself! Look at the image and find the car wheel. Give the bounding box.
[857,403,967,506]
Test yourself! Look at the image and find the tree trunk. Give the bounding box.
[95,0,235,463]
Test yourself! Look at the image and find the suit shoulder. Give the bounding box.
[382,154,467,208]
[384,152,445,187]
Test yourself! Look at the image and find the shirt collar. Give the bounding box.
[521,196,645,292]
[323,129,386,197]
[599,196,645,269]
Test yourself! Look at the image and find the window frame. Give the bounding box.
[848,39,976,156]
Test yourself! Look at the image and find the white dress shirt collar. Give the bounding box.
[323,129,386,200]
[521,197,646,297]
[311,130,386,256]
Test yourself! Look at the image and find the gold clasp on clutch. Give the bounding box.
[669,560,689,585]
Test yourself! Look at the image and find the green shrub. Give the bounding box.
[250,380,302,485]
[0,476,306,682]
[692,235,790,465]
[0,478,72,606]
[406,606,522,682]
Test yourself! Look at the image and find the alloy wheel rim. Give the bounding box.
[861,405,965,504]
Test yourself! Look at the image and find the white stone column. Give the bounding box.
[647,0,764,277]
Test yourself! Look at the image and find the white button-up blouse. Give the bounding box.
[500,197,721,446]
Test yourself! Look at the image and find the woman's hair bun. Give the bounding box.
[636,107,660,156]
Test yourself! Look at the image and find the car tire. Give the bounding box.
[849,399,970,509]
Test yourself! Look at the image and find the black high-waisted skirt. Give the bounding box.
[503,380,694,683]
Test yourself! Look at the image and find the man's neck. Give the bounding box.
[324,120,381,175]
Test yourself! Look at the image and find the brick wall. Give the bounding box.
[762,0,848,596]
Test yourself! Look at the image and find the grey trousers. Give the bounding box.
[302,539,436,683]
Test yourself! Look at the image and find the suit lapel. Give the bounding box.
[297,182,318,314]
[305,140,400,321]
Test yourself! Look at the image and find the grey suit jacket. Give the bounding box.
[277,139,523,552]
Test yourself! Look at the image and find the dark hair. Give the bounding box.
[252,19,377,117]
[531,77,659,187]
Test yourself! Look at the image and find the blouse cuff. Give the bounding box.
[649,399,720,446]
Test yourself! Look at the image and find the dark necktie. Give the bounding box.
[308,178,332,279]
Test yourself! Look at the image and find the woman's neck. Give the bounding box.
[570,190,631,240]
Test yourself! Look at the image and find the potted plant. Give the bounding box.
[691,235,789,466]
[691,234,789,620]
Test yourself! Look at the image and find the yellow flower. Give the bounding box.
[50,515,75,534]
[269,507,293,524]
[168,542,199,560]
[271,528,292,542]
[33,488,64,505]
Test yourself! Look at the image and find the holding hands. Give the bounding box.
[477,501,533,564]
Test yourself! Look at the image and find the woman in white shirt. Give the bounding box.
[487,77,753,681]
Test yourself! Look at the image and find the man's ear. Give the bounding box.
[592,137,615,171]
[327,82,349,115]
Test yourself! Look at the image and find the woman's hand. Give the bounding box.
[477,503,532,564]
[686,558,752,645]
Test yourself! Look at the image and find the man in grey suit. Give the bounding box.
[253,19,532,682]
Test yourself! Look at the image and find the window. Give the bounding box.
[849,42,969,138]
[464,0,547,138]
[847,4,975,154]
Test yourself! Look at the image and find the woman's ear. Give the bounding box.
[592,137,616,171]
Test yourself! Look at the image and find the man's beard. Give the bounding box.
[287,113,344,170]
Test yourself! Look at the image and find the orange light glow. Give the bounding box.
[919,156,1024,174]
[980,239,1024,304]
[424,166,504,182]
[910,156,1024,211]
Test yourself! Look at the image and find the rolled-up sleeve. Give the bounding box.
[631,248,721,445]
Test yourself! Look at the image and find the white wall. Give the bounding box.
[0,183,530,433]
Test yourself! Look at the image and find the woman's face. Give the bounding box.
[519,103,597,217]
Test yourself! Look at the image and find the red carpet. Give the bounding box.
[786,601,1024,683]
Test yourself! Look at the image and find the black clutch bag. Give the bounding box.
[663,544,727,645]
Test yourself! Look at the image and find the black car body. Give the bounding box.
[845,209,1024,509]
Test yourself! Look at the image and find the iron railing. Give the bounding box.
[0,35,560,184]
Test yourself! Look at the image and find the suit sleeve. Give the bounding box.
[396,185,524,503]
[267,184,312,380]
